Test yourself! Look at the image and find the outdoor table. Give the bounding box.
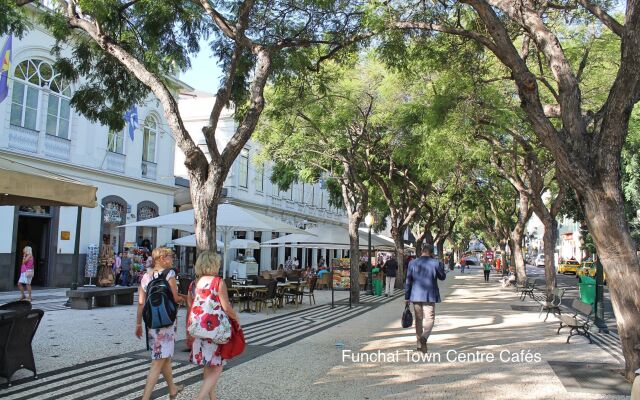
[233,284,266,312]
[0,309,17,320]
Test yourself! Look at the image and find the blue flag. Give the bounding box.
[0,35,12,104]
[124,105,138,141]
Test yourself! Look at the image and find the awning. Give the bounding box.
[0,156,97,207]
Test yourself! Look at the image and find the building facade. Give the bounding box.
[175,91,348,270]
[0,26,180,290]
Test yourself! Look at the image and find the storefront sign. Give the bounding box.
[60,231,70,240]
[138,205,157,220]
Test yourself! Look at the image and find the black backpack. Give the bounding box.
[142,270,178,330]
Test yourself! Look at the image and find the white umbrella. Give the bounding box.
[229,239,260,250]
[261,224,402,251]
[171,234,223,249]
[120,203,311,277]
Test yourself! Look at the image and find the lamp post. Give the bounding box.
[365,213,375,295]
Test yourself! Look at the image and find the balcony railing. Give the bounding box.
[8,126,39,154]
[44,134,71,160]
[104,151,125,173]
[141,160,157,180]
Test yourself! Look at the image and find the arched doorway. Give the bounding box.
[136,201,158,251]
[100,196,126,255]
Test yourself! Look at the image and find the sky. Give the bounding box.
[179,39,223,94]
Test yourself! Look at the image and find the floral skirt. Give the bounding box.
[148,322,177,360]
[189,337,225,367]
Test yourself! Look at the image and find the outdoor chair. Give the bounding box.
[251,280,278,313]
[557,298,593,344]
[517,278,536,300]
[260,270,273,280]
[286,271,301,283]
[0,309,44,386]
[358,272,367,290]
[0,300,32,313]
[224,278,247,312]
[257,276,273,286]
[316,273,330,290]
[537,287,565,322]
[283,283,304,308]
[300,276,317,305]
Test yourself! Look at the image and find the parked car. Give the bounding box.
[535,254,545,267]
[576,261,607,284]
[557,259,581,274]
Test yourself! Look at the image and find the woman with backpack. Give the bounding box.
[135,247,184,400]
[188,250,239,400]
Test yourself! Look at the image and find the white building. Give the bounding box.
[175,91,348,270]
[0,26,183,290]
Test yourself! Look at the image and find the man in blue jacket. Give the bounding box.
[405,243,447,353]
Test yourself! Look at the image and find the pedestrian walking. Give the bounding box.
[188,250,239,400]
[120,252,132,286]
[460,257,466,273]
[483,261,491,282]
[135,247,184,400]
[404,243,446,353]
[17,246,35,301]
[383,255,398,297]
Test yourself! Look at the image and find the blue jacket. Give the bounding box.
[405,256,446,303]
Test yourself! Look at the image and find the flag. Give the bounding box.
[124,105,138,141]
[0,35,12,104]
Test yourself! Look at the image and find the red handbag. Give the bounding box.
[219,318,245,360]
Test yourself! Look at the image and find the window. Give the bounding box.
[239,148,249,188]
[142,116,157,162]
[11,59,71,136]
[258,163,265,192]
[107,130,124,154]
[289,185,294,201]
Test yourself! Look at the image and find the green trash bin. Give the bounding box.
[578,276,596,305]
[371,267,383,296]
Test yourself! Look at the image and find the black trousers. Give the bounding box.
[483,270,490,282]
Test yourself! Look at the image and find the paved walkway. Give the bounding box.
[204,268,628,399]
[1,269,631,399]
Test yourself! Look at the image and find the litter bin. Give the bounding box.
[578,276,596,305]
[372,267,383,296]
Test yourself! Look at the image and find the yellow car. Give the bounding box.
[576,261,607,284]
[557,259,581,274]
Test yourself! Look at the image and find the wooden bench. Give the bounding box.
[66,287,138,310]
[557,298,593,344]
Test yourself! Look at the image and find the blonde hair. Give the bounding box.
[23,246,33,257]
[194,251,221,278]
[151,247,173,267]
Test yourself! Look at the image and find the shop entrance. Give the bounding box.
[15,215,51,287]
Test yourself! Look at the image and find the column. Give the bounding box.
[337,249,344,259]
[260,230,272,270]
[277,233,286,266]
[312,248,318,269]
[245,231,254,257]
[301,247,307,268]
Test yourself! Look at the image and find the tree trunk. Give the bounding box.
[436,238,446,261]
[582,189,640,382]
[347,215,362,303]
[415,238,424,255]
[189,175,219,251]
[391,231,405,288]
[500,241,509,275]
[541,216,558,301]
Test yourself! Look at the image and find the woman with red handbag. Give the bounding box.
[188,251,240,400]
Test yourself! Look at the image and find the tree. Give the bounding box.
[383,0,640,380]
[11,0,366,261]
[256,61,374,302]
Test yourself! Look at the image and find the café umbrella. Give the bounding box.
[120,203,310,277]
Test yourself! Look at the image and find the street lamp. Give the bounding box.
[365,213,375,295]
